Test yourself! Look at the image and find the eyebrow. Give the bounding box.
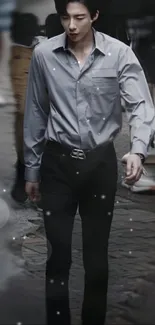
[63,13,86,17]
[75,14,86,16]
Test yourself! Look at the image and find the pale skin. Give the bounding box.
[25,1,143,202]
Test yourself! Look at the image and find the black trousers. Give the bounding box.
[40,141,118,325]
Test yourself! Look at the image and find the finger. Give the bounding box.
[125,166,142,183]
[126,160,132,176]
[126,162,140,179]
[135,168,143,182]
[125,169,139,182]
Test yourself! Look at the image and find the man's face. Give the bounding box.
[60,2,99,43]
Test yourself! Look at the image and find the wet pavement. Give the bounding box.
[0,106,155,325]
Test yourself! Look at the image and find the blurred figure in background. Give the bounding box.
[122,14,155,192]
[127,15,155,104]
[0,0,16,105]
[10,0,62,207]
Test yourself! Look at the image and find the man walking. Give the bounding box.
[24,1,155,324]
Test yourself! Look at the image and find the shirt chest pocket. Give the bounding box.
[91,68,118,95]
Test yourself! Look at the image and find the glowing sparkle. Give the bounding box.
[108,212,112,216]
[3,189,6,192]
[50,279,54,284]
[94,195,97,198]
[97,87,100,90]
[130,229,133,232]
[129,251,132,254]
[101,195,106,200]
[46,211,51,216]
[16,322,22,325]
[53,68,56,71]
[76,171,79,175]
[129,218,133,221]
[108,52,111,56]
[103,117,105,120]
[56,311,60,315]
[116,201,119,204]
[23,236,27,240]
[61,281,64,286]
[13,237,16,240]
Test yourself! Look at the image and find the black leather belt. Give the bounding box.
[46,140,113,161]
[46,141,90,160]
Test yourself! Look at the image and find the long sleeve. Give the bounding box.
[24,47,50,182]
[118,45,155,158]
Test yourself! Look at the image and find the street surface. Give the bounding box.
[0,104,155,325]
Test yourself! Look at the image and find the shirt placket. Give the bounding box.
[76,55,94,149]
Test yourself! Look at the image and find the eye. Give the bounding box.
[76,17,84,20]
[62,16,69,20]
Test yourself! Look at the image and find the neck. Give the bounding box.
[68,28,94,54]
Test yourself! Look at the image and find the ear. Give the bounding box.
[91,10,99,23]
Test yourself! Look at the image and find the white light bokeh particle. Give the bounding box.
[46,211,51,216]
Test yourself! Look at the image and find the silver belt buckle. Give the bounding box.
[70,148,86,160]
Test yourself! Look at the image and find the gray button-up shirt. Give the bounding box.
[24,28,155,182]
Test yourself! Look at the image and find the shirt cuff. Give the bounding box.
[130,141,148,158]
[25,167,40,182]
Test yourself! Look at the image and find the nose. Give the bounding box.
[69,19,76,32]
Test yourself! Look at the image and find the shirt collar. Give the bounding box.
[52,28,106,55]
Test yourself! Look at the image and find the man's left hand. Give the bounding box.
[122,153,144,184]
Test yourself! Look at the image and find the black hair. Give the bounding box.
[54,0,99,19]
